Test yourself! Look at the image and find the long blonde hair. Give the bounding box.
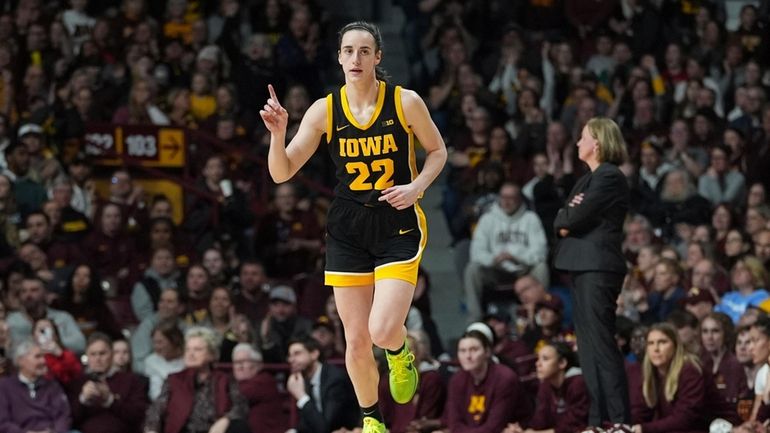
[642,323,701,408]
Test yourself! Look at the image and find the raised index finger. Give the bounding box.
[268,84,280,105]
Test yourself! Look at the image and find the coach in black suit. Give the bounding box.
[286,336,359,433]
[554,117,631,428]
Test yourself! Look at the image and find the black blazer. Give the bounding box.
[297,363,359,433]
[553,162,629,274]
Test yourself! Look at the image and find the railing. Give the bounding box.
[212,355,540,429]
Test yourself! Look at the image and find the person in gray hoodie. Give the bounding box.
[130,247,181,322]
[464,182,548,322]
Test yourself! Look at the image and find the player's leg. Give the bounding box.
[370,203,427,404]
[333,284,386,432]
[333,284,378,405]
[325,200,387,431]
[369,278,415,350]
[371,278,419,404]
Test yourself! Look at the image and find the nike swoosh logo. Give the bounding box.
[399,229,414,235]
[336,124,349,131]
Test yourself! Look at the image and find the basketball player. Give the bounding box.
[260,21,447,433]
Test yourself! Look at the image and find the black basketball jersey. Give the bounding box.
[326,81,417,207]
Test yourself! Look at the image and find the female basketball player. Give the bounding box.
[260,21,447,433]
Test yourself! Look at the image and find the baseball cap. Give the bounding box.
[197,45,221,63]
[269,285,296,304]
[483,304,512,324]
[535,293,564,313]
[18,123,43,138]
[313,315,335,332]
[681,287,718,306]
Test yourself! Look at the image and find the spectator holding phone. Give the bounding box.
[33,317,82,385]
[69,333,149,433]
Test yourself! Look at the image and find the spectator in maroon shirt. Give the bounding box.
[522,293,575,352]
[99,168,149,234]
[232,343,286,433]
[483,305,533,377]
[734,326,757,400]
[135,217,196,273]
[430,327,531,433]
[701,312,750,406]
[503,341,589,433]
[24,211,81,269]
[630,322,707,433]
[254,182,323,279]
[231,260,270,325]
[82,202,136,298]
[69,333,149,433]
[748,316,770,421]
[181,264,212,323]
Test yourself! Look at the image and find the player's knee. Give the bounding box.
[344,329,372,354]
[368,321,399,349]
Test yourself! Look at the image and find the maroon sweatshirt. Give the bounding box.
[444,363,530,433]
[495,338,534,377]
[68,371,150,433]
[379,369,446,433]
[527,373,590,433]
[701,352,747,425]
[630,361,707,433]
[238,371,287,433]
[702,352,750,403]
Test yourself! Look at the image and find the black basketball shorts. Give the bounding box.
[324,198,427,287]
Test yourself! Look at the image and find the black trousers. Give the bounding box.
[570,270,630,426]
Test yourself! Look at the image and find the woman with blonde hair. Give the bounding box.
[630,323,706,433]
[553,117,631,429]
[112,77,170,125]
[143,326,249,433]
[715,255,770,323]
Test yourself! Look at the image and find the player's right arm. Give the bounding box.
[260,84,327,183]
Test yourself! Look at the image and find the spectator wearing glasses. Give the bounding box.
[232,343,286,433]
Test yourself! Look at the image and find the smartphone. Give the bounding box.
[37,327,53,345]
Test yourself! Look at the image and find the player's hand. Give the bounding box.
[379,183,420,210]
[259,84,288,135]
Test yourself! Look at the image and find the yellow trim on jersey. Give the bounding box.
[325,271,375,287]
[340,80,386,130]
[374,202,428,285]
[397,86,420,187]
[394,86,411,133]
[326,94,333,144]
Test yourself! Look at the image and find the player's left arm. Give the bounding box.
[379,88,447,210]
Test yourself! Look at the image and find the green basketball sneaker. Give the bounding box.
[362,416,387,433]
[385,342,419,404]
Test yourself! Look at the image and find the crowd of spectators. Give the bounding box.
[0,0,769,432]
